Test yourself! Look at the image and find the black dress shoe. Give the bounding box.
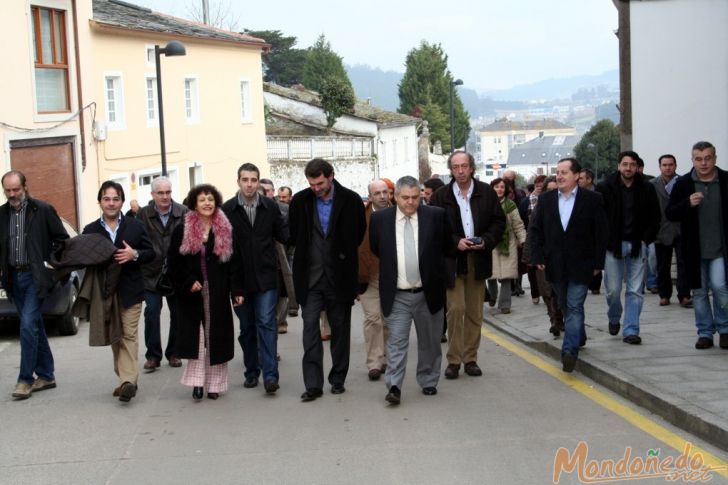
[623,335,642,345]
[264,379,280,394]
[207,392,219,400]
[192,386,203,400]
[385,385,401,405]
[331,383,346,394]
[549,324,560,337]
[562,353,577,373]
[695,337,713,349]
[608,322,620,336]
[300,388,323,402]
[422,387,437,396]
[243,376,259,388]
[119,382,137,402]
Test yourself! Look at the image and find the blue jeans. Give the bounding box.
[143,291,179,361]
[551,280,588,358]
[692,257,728,339]
[646,243,658,289]
[12,271,54,385]
[234,288,279,382]
[604,241,646,337]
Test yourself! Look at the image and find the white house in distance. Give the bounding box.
[479,118,576,180]
[504,134,579,182]
[263,83,419,195]
[620,0,728,170]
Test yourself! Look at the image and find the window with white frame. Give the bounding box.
[145,45,156,67]
[392,139,398,163]
[240,79,251,122]
[104,74,125,129]
[184,77,199,123]
[145,76,158,125]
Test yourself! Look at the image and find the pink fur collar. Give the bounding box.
[179,209,233,262]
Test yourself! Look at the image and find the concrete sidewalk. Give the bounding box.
[484,286,728,452]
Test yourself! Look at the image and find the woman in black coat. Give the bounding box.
[167,184,243,400]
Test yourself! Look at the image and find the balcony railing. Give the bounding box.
[267,137,373,161]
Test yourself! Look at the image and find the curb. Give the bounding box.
[485,317,728,453]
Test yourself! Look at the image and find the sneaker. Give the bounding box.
[31,378,57,392]
[12,382,33,399]
[608,322,620,336]
[623,335,642,345]
[695,337,714,350]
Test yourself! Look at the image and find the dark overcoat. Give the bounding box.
[166,225,241,365]
[82,216,155,308]
[429,179,506,285]
[287,179,365,304]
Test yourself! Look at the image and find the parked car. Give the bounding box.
[0,218,84,335]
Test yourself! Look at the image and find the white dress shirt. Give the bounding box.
[396,207,422,289]
[453,180,475,238]
[558,186,578,231]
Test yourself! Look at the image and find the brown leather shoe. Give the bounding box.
[31,378,56,392]
[368,368,382,381]
[278,325,288,334]
[118,382,137,402]
[680,298,693,309]
[444,363,460,380]
[464,362,483,377]
[321,334,331,341]
[113,385,122,397]
[168,357,182,368]
[143,359,160,371]
[659,298,670,306]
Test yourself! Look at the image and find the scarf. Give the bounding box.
[496,197,518,256]
[179,209,233,262]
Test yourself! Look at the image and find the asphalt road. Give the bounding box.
[0,301,726,485]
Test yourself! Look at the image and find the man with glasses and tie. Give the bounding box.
[369,176,454,405]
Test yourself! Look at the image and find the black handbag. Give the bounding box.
[155,259,174,296]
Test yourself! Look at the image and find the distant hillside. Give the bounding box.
[346,64,619,117]
[480,70,619,101]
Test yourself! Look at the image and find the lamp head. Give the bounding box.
[159,41,186,57]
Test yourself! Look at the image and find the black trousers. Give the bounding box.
[654,240,690,300]
[588,271,602,292]
[300,279,352,391]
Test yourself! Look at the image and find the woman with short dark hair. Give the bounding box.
[167,184,243,400]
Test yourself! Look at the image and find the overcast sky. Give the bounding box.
[131,0,619,92]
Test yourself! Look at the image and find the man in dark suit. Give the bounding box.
[288,158,366,402]
[370,176,453,404]
[83,181,155,402]
[529,158,607,372]
[223,163,288,395]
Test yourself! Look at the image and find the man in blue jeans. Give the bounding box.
[667,141,728,350]
[529,158,607,372]
[0,171,68,399]
[596,151,661,345]
[223,163,288,394]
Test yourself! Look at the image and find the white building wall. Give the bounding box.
[630,0,728,173]
[377,125,419,181]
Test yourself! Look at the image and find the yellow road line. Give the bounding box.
[481,326,728,477]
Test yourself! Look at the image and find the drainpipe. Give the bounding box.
[71,0,87,171]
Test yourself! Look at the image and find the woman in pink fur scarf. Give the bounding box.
[167,184,244,400]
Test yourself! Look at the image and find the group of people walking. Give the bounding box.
[4,139,726,404]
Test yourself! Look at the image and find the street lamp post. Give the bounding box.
[155,41,186,176]
[449,78,463,153]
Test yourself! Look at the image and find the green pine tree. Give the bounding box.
[398,41,470,152]
[243,29,307,86]
[302,34,353,93]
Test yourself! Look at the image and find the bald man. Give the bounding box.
[357,180,392,380]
